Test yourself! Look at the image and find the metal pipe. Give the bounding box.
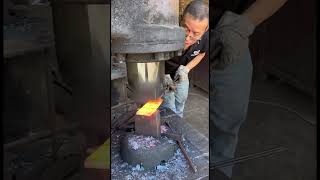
[165,121,197,173]
[177,140,197,173]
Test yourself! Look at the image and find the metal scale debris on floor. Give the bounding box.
[111,108,209,180]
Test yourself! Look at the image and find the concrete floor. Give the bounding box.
[183,86,209,138]
[185,78,316,180]
[233,79,317,180]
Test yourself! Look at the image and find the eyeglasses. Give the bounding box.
[183,24,208,41]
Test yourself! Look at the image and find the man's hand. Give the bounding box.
[211,11,255,69]
[174,65,190,82]
[163,74,176,92]
[163,74,173,84]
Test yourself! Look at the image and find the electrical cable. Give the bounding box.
[210,147,287,170]
[53,80,72,95]
[49,66,73,95]
[249,99,316,126]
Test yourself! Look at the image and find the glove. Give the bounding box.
[211,11,255,70]
[163,74,176,92]
[174,65,190,82]
[163,74,173,86]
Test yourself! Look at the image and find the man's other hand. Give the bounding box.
[211,11,255,69]
[174,65,190,82]
[163,74,176,92]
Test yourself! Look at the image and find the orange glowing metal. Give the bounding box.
[136,98,163,116]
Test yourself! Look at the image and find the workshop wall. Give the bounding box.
[249,0,316,97]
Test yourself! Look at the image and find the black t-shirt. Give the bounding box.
[165,30,209,79]
[210,0,254,28]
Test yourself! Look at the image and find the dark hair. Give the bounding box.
[183,0,209,21]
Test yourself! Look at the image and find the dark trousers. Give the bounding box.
[210,48,253,177]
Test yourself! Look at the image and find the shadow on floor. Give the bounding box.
[232,79,317,180]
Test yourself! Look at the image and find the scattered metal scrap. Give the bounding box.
[164,121,197,173]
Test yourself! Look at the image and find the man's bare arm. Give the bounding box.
[186,52,206,71]
[242,0,288,26]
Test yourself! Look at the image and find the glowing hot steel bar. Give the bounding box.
[135,98,163,137]
[136,98,163,117]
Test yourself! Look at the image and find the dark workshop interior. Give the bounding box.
[2,0,317,180]
[3,0,111,179]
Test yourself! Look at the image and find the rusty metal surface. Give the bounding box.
[111,0,184,54]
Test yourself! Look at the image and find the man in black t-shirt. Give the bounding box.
[210,0,288,179]
[162,0,209,118]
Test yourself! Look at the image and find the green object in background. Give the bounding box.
[84,138,110,169]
